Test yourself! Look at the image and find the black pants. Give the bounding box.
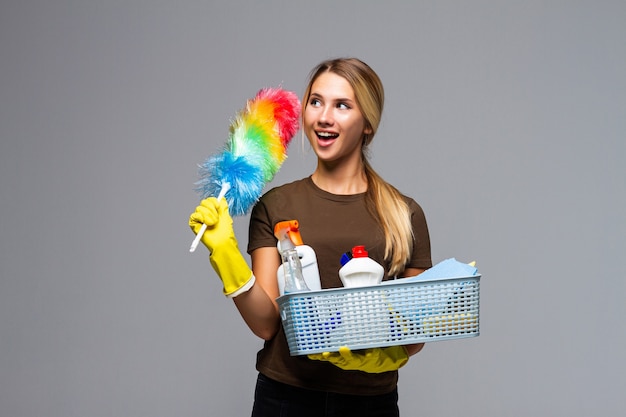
[251,373,400,417]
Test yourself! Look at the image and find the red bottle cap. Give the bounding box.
[351,245,368,258]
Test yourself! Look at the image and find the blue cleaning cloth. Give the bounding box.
[401,258,478,282]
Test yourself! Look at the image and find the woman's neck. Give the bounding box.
[311,162,368,195]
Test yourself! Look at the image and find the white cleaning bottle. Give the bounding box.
[338,245,385,288]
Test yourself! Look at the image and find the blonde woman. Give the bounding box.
[190,58,431,416]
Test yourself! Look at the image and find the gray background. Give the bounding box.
[1,1,624,416]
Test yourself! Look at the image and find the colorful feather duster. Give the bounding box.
[189,87,300,252]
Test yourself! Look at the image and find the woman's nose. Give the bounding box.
[318,106,333,125]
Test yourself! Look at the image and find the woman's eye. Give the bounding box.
[337,102,350,110]
[309,98,321,106]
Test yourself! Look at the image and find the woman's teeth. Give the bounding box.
[317,132,338,139]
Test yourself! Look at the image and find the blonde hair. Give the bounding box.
[303,58,414,276]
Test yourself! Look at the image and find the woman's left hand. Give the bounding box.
[308,345,409,373]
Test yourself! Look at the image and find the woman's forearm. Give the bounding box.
[233,282,281,340]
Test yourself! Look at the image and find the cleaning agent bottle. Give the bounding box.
[274,220,311,294]
[338,245,385,288]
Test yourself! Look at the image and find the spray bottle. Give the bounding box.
[274,220,312,294]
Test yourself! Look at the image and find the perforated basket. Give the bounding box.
[277,275,480,355]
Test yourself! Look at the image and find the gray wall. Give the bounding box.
[1,1,624,416]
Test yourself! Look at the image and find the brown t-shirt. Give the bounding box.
[247,176,432,395]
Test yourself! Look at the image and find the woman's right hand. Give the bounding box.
[189,198,254,298]
[189,197,236,253]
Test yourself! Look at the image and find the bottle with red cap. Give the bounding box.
[338,245,385,288]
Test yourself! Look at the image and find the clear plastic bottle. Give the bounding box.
[280,239,310,293]
[274,221,310,294]
[276,244,321,295]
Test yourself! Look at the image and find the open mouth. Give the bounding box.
[316,131,339,144]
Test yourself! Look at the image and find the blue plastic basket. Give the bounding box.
[277,275,480,355]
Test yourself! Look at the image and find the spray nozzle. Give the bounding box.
[274,220,304,251]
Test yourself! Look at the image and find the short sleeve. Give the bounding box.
[247,197,278,254]
[406,198,432,270]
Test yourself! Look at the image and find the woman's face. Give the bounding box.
[303,72,371,165]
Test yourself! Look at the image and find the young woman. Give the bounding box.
[190,58,431,416]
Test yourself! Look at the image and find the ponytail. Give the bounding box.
[363,160,414,277]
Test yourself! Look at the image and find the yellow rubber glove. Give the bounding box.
[189,197,255,298]
[308,345,409,374]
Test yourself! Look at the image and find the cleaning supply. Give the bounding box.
[276,244,322,295]
[399,258,479,282]
[274,220,321,294]
[274,220,316,294]
[338,245,385,288]
[190,87,300,252]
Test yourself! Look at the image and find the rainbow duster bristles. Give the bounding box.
[195,87,301,216]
